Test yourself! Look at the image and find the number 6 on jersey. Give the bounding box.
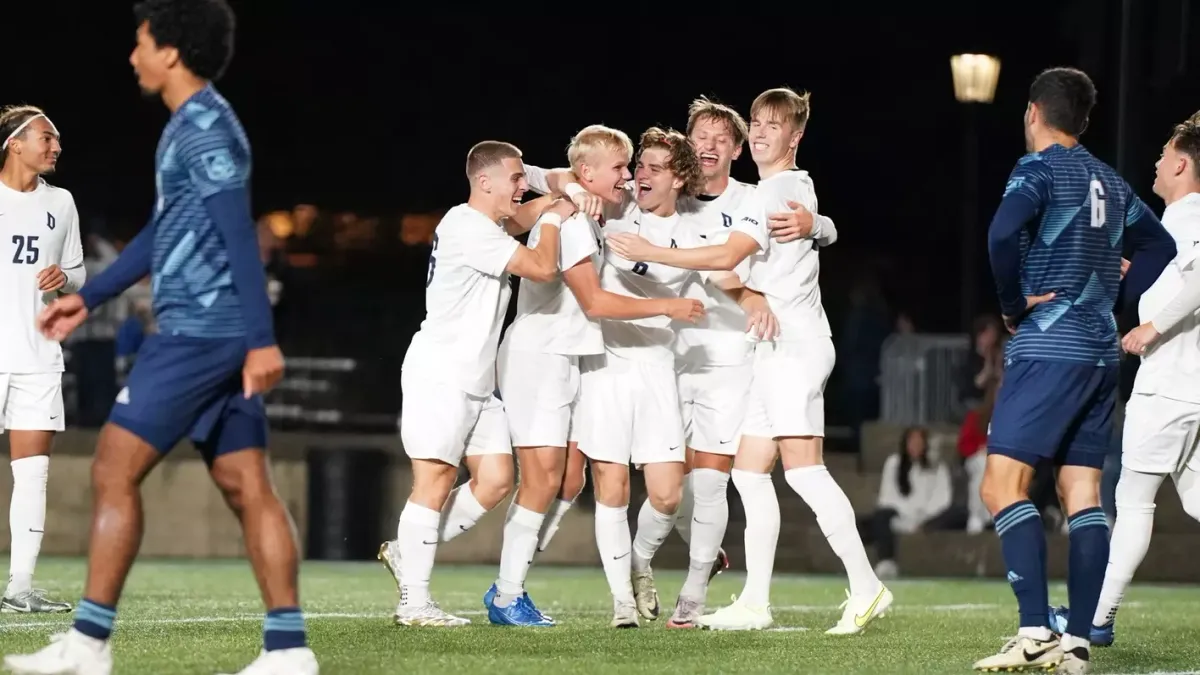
[1089,178,1106,228]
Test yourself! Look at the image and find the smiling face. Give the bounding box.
[747,88,809,170]
[634,146,684,212]
[689,115,742,182]
[3,115,61,175]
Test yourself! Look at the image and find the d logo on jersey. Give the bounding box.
[722,213,732,228]
[45,213,55,230]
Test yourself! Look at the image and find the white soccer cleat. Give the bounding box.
[1057,646,1091,674]
[217,648,319,675]
[377,541,402,592]
[3,629,112,675]
[393,599,471,627]
[695,595,773,631]
[973,635,1062,671]
[826,585,893,635]
[610,599,640,628]
[631,568,660,621]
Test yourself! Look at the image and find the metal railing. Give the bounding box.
[879,333,971,426]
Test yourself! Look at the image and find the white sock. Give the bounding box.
[1019,626,1054,641]
[1093,468,1163,626]
[1061,633,1091,652]
[785,465,879,598]
[396,502,441,607]
[7,456,49,597]
[494,503,545,607]
[731,469,778,607]
[674,472,695,544]
[536,499,574,553]
[438,484,488,543]
[632,501,675,573]
[594,503,634,604]
[680,468,730,600]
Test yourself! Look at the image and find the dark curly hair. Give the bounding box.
[639,127,705,197]
[134,0,236,82]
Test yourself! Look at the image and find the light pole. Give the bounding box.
[950,54,1000,332]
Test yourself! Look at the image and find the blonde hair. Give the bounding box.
[639,127,704,197]
[567,124,633,172]
[750,87,812,131]
[686,96,748,146]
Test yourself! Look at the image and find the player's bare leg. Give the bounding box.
[3,429,71,614]
[631,461,683,621]
[591,460,637,627]
[780,436,889,634]
[697,436,778,631]
[536,442,585,553]
[668,448,732,628]
[974,454,1061,671]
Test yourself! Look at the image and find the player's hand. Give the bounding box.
[544,197,578,223]
[37,294,89,342]
[1121,322,1161,356]
[768,200,814,243]
[605,232,657,262]
[242,345,285,398]
[37,265,67,292]
[665,298,706,324]
[1120,258,1131,280]
[1001,292,1056,334]
[741,294,780,341]
[568,190,603,220]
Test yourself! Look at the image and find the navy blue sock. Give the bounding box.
[264,607,307,651]
[73,598,116,641]
[995,500,1049,629]
[1066,507,1110,638]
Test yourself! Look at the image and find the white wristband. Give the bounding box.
[538,212,563,228]
[564,182,586,200]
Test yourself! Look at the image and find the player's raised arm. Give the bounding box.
[502,202,569,282]
[503,193,556,236]
[561,258,704,323]
[988,157,1053,320]
[1121,194,1177,303]
[522,163,604,219]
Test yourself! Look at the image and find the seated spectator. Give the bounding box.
[859,427,961,579]
[959,383,994,533]
[958,314,1004,410]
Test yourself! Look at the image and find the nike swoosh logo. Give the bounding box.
[1023,647,1052,661]
[49,415,59,420]
[421,540,437,545]
[693,518,711,525]
[669,446,679,451]
[853,589,885,627]
[29,528,44,533]
[719,439,732,445]
[612,552,630,560]
[458,525,468,531]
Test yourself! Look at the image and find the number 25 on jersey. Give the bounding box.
[10,235,39,264]
[1089,178,1106,228]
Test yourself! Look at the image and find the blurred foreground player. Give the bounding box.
[0,106,84,615]
[974,67,1175,674]
[4,2,318,674]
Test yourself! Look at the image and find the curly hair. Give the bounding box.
[0,104,46,168]
[639,126,704,197]
[134,0,236,82]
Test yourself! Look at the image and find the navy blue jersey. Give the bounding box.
[151,85,253,339]
[990,144,1150,367]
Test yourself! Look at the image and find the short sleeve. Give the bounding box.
[1002,156,1052,210]
[731,194,769,250]
[523,163,552,195]
[558,214,599,269]
[178,126,250,199]
[459,214,521,277]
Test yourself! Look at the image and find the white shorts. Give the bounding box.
[742,337,835,440]
[1122,393,1200,474]
[497,343,580,448]
[576,355,685,467]
[678,361,752,456]
[399,368,511,467]
[0,373,65,434]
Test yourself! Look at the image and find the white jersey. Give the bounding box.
[404,203,519,397]
[0,179,83,374]
[676,179,758,366]
[599,211,698,364]
[504,212,605,355]
[1134,193,1200,404]
[734,170,834,340]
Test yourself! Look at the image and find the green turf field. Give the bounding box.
[1,559,1197,674]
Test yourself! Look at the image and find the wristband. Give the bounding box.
[538,212,564,228]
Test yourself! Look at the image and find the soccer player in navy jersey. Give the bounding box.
[973,67,1176,674]
[3,2,318,675]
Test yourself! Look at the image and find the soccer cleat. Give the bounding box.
[3,629,113,675]
[1048,605,1114,646]
[393,595,471,627]
[696,595,773,631]
[217,647,319,675]
[483,584,554,623]
[1057,646,1091,674]
[973,635,1062,671]
[631,568,660,620]
[826,585,893,635]
[665,595,704,629]
[709,548,730,581]
[2,589,73,614]
[610,599,640,628]
[376,541,402,593]
[486,592,555,627]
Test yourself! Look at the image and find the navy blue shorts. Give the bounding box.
[108,334,267,462]
[987,360,1117,469]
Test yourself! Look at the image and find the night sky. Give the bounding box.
[9,1,1200,330]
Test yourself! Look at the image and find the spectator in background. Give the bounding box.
[958,314,1005,410]
[66,228,126,426]
[959,382,996,533]
[859,427,958,579]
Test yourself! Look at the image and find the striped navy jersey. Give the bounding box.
[151,85,252,339]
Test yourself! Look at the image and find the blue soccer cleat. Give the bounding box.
[486,590,555,627]
[1048,605,1115,646]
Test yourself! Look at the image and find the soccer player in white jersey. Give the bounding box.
[384,141,574,627]
[0,106,83,614]
[1048,119,1200,648]
[609,88,891,633]
[484,125,704,627]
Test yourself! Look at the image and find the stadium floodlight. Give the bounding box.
[950,54,1001,104]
